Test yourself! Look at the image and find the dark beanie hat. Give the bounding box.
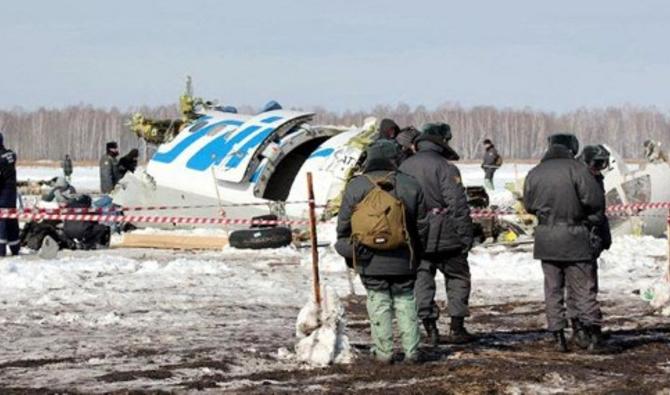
[548,133,579,155]
[364,139,400,171]
[378,118,401,140]
[106,141,118,151]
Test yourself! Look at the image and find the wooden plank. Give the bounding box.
[117,233,228,250]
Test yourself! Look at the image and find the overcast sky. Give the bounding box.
[1,0,668,112]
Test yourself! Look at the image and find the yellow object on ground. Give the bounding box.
[117,233,229,250]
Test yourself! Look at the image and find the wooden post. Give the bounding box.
[307,172,322,306]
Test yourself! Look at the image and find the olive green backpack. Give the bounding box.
[351,173,410,251]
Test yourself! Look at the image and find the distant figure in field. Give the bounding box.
[0,132,20,256]
[62,154,73,181]
[481,139,502,190]
[99,141,121,194]
[118,148,139,178]
[643,140,668,164]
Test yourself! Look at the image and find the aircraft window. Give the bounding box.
[189,120,209,133]
[207,124,228,136]
[621,175,651,203]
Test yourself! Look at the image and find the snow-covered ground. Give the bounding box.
[2,164,667,392]
[18,166,101,193]
[0,233,667,391]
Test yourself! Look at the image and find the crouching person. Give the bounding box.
[63,195,111,250]
[335,140,427,364]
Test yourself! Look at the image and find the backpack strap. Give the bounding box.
[362,172,396,187]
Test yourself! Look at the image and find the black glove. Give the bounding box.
[589,227,604,258]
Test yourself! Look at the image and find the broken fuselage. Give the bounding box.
[112,110,374,224]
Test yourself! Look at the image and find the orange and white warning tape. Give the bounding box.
[0,200,321,215]
[0,201,667,226]
[0,212,310,226]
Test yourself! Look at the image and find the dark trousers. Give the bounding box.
[0,218,20,256]
[484,168,496,182]
[542,261,602,331]
[415,252,471,320]
[0,186,19,256]
[360,275,416,293]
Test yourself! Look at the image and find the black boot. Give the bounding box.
[422,319,440,347]
[445,317,474,344]
[587,325,605,353]
[553,330,568,352]
[570,319,589,349]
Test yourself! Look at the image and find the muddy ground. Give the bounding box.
[2,293,669,394]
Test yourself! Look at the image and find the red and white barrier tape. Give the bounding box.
[439,201,670,219]
[0,212,310,226]
[0,201,667,226]
[605,202,670,212]
[0,200,323,215]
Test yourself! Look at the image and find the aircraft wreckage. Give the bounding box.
[113,90,670,240]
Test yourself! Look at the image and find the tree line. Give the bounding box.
[1,104,668,161]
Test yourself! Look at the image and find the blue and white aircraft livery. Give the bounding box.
[112,109,375,224]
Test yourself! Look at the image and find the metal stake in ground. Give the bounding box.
[306,172,322,307]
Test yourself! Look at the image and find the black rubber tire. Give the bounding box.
[229,227,293,250]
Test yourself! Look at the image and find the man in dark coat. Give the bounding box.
[481,139,501,190]
[0,132,20,256]
[568,144,612,349]
[399,122,474,346]
[335,140,427,364]
[523,134,606,353]
[99,142,121,194]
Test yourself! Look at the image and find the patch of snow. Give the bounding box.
[18,166,101,193]
[295,286,353,367]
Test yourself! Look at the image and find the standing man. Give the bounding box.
[570,144,612,349]
[0,132,20,256]
[523,134,606,353]
[99,141,121,194]
[481,139,501,190]
[335,140,427,364]
[399,123,475,346]
[62,154,73,182]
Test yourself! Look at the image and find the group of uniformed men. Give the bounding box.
[335,120,612,363]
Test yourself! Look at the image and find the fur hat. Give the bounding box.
[548,134,579,156]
